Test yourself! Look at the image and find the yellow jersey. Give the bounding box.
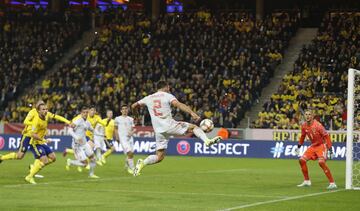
[104,118,115,140]
[22,108,38,137]
[86,114,106,139]
[29,112,71,145]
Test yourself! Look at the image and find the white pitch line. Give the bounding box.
[217,189,344,211]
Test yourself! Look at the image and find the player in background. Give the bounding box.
[114,105,136,174]
[93,121,105,166]
[66,106,99,179]
[63,106,106,155]
[131,80,222,176]
[25,103,72,184]
[101,109,116,164]
[295,109,337,190]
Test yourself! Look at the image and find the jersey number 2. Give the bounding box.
[153,100,163,116]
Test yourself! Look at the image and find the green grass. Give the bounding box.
[0,152,359,211]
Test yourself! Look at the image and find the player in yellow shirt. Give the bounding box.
[101,109,116,164]
[0,100,44,163]
[24,103,71,184]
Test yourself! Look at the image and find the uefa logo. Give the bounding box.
[176,140,190,155]
[0,136,5,150]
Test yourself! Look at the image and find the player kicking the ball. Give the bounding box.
[131,80,222,176]
[295,109,337,190]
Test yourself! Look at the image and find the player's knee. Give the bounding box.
[16,152,24,159]
[187,124,196,133]
[299,158,306,164]
[157,154,165,162]
[318,159,326,166]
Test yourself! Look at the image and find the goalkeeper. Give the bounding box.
[295,109,337,190]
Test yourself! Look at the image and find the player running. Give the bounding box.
[101,109,116,164]
[295,109,337,190]
[131,80,222,176]
[114,105,136,174]
[25,103,71,184]
[66,106,99,179]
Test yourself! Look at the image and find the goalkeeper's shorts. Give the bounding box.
[302,144,327,160]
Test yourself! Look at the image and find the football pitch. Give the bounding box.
[0,152,359,211]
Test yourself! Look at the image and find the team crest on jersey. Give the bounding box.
[177,140,190,155]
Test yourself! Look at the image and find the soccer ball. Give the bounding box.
[200,119,214,133]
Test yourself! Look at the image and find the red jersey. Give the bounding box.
[299,120,332,148]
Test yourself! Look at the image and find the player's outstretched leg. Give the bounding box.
[318,158,337,189]
[297,158,311,187]
[192,126,222,146]
[134,150,164,176]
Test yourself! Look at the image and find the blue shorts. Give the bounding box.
[104,139,114,149]
[18,136,31,153]
[30,144,53,159]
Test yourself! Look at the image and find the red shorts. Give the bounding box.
[302,144,327,160]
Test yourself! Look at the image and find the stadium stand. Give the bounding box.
[2,9,299,127]
[0,9,84,122]
[253,12,360,130]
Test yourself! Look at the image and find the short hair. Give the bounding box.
[36,101,45,110]
[121,104,128,108]
[157,80,169,89]
[80,106,88,111]
[89,105,96,109]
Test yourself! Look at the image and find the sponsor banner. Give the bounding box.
[246,128,360,143]
[0,134,347,160]
[4,123,157,137]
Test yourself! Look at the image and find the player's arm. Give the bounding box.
[319,125,332,149]
[114,124,120,142]
[129,118,136,137]
[97,117,108,127]
[298,126,306,148]
[48,111,71,125]
[131,102,141,118]
[171,100,200,121]
[295,126,306,156]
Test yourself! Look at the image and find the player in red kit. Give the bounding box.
[295,110,337,190]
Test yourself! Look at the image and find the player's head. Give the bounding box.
[35,100,45,109]
[121,104,128,116]
[106,109,113,119]
[38,104,48,118]
[88,105,96,117]
[304,109,314,123]
[80,106,89,119]
[157,80,170,92]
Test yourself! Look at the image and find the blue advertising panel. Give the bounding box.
[0,135,347,160]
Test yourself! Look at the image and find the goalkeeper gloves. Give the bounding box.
[294,144,301,156]
[327,148,334,160]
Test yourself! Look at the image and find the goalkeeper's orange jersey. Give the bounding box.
[299,120,332,148]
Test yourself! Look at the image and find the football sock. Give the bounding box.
[103,149,113,158]
[127,158,134,169]
[144,155,158,165]
[28,159,45,177]
[0,152,17,160]
[89,159,96,176]
[299,158,310,180]
[319,159,335,183]
[193,127,208,142]
[70,159,86,167]
[65,148,74,154]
